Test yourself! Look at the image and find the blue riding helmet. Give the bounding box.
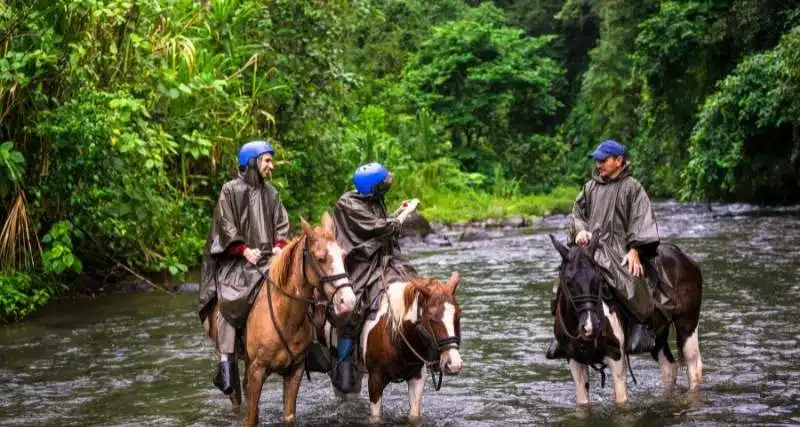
[238,140,274,167]
[353,163,389,195]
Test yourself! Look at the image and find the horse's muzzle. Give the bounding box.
[332,285,357,316]
[579,311,600,340]
[441,348,463,375]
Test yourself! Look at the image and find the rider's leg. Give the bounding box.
[623,275,658,354]
[214,311,237,394]
[333,307,362,393]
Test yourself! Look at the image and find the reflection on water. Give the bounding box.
[1,202,799,426]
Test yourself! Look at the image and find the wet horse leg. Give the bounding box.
[652,329,677,391]
[678,326,703,390]
[407,368,428,420]
[282,363,305,424]
[567,359,589,405]
[242,352,250,403]
[367,371,387,424]
[603,305,628,405]
[228,351,242,408]
[245,360,267,427]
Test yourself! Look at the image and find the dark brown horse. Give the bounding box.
[549,235,703,405]
[204,213,357,425]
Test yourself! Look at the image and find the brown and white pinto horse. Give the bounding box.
[357,272,463,423]
[549,235,703,406]
[204,214,356,426]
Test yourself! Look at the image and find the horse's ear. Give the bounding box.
[446,271,460,295]
[549,234,569,261]
[415,281,432,298]
[321,212,334,237]
[300,217,318,241]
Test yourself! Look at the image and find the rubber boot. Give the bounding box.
[333,336,355,393]
[626,323,656,354]
[213,358,236,395]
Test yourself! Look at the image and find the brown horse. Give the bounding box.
[204,213,357,425]
[337,272,464,423]
[549,235,703,406]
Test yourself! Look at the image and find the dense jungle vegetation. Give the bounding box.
[1,0,798,319]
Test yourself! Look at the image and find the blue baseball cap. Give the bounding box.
[589,140,626,160]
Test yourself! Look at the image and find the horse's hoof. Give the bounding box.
[408,415,423,426]
[368,415,380,424]
[283,414,297,424]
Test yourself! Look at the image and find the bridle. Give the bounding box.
[399,288,461,391]
[553,248,637,389]
[265,236,353,362]
[379,271,460,391]
[555,257,605,342]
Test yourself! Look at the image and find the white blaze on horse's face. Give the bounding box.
[326,242,356,315]
[440,302,462,375]
[582,311,594,337]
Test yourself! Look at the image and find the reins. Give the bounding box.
[264,235,353,363]
[554,250,638,388]
[380,270,459,391]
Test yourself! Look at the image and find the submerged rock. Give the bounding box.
[459,228,490,242]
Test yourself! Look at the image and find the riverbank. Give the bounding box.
[413,185,577,224]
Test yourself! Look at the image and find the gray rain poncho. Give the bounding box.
[569,164,672,322]
[198,167,290,327]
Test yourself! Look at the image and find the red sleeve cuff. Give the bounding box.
[273,239,287,249]
[228,243,248,256]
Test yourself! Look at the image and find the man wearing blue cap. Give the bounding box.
[546,140,672,359]
[198,140,290,396]
[329,162,420,393]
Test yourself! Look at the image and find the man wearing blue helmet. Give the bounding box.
[329,162,420,393]
[546,140,674,360]
[198,140,290,396]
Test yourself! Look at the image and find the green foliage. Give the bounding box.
[418,184,578,224]
[0,272,52,321]
[0,142,25,196]
[683,28,800,202]
[41,221,82,275]
[401,3,565,188]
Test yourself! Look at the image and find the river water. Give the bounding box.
[1,202,799,426]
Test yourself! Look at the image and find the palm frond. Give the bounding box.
[0,192,41,271]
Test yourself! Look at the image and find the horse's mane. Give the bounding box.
[387,278,445,339]
[267,234,306,290]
